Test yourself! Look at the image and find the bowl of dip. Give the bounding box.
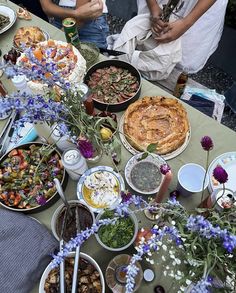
[51,200,95,242]
[125,153,166,195]
[77,166,125,212]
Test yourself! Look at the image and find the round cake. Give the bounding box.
[123,96,190,155]
[17,39,86,94]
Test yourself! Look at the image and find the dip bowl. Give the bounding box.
[51,199,95,242]
[125,153,165,195]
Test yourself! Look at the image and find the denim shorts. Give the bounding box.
[50,13,109,49]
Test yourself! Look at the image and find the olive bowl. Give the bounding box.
[39,252,105,293]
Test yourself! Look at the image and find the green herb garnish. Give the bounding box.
[98,210,135,248]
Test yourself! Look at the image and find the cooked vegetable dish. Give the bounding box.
[0,14,10,31]
[0,144,64,209]
[87,66,139,104]
[44,257,102,293]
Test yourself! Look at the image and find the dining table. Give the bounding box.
[1,1,236,293]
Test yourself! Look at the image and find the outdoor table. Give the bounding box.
[1,2,236,292]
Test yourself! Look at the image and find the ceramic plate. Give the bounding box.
[119,114,191,160]
[125,153,165,195]
[77,166,125,213]
[0,5,16,34]
[39,252,105,293]
[105,254,143,293]
[208,152,236,193]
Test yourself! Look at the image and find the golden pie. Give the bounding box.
[14,26,45,48]
[123,96,190,155]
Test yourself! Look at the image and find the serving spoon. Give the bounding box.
[53,178,72,293]
[53,178,72,216]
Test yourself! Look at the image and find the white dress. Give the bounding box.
[136,0,228,73]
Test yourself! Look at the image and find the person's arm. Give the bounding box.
[40,0,103,21]
[154,0,216,43]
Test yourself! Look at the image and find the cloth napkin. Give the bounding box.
[182,94,215,118]
[0,209,58,293]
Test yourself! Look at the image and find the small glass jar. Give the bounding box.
[203,188,235,211]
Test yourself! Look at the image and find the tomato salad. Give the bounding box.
[0,144,64,209]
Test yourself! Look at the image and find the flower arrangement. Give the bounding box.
[0,47,121,163]
[51,193,236,293]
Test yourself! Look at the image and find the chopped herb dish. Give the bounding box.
[98,210,135,248]
[0,144,64,209]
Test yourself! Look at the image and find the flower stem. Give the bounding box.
[212,183,225,209]
[200,150,209,204]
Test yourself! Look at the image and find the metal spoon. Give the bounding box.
[53,178,72,215]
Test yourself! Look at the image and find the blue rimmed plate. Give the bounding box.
[77,166,125,213]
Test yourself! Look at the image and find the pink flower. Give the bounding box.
[213,166,228,184]
[201,136,214,151]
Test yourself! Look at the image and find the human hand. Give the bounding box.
[154,19,189,43]
[75,0,103,22]
[150,16,169,36]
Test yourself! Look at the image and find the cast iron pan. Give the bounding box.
[84,59,142,112]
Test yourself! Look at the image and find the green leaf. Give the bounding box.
[137,152,148,161]
[147,143,158,153]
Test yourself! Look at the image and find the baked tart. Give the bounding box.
[123,96,190,155]
[14,26,45,48]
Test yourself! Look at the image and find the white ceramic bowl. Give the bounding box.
[77,166,125,213]
[39,252,105,293]
[95,208,138,252]
[125,153,165,195]
[51,200,95,241]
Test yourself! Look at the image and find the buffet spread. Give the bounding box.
[0,3,236,293]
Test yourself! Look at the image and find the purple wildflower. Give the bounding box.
[36,195,47,206]
[190,278,212,293]
[213,166,228,184]
[160,163,171,175]
[200,136,214,151]
[121,191,132,203]
[169,190,180,198]
[78,139,94,159]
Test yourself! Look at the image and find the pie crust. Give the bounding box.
[123,96,190,155]
[14,26,45,48]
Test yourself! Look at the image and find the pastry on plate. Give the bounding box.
[123,96,190,155]
[14,26,45,48]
